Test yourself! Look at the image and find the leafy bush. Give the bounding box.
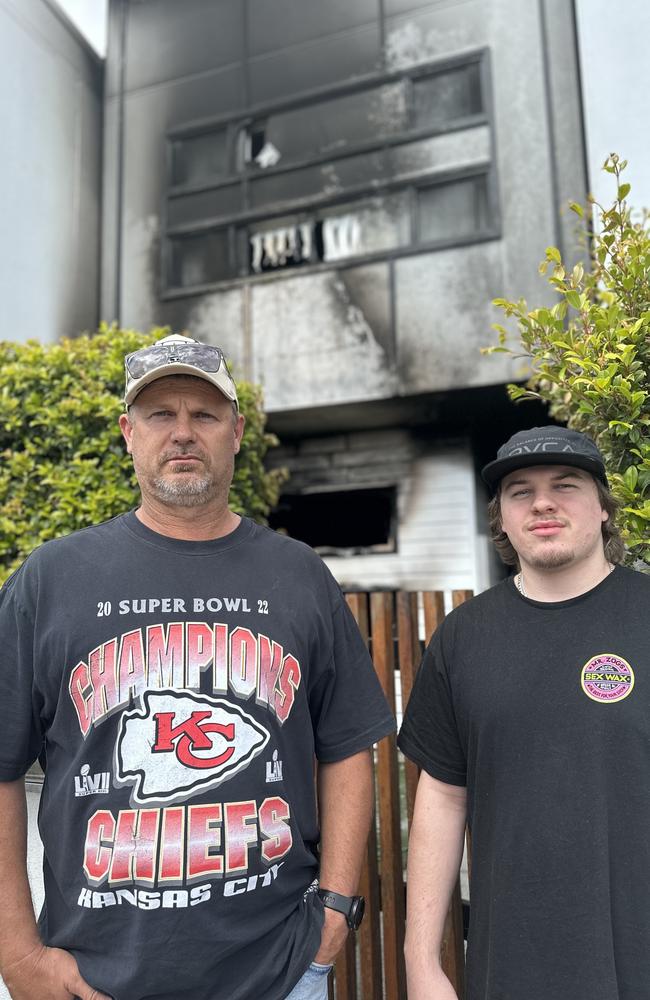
[486,155,650,566]
[0,324,285,583]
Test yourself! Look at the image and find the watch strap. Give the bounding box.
[317,888,352,914]
[317,887,365,930]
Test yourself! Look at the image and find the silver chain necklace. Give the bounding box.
[515,564,614,598]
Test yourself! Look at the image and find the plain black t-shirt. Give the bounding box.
[399,566,650,1000]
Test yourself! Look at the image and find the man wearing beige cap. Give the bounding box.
[0,335,394,1000]
[399,425,650,1000]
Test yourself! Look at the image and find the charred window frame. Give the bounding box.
[162,48,498,295]
[269,486,398,556]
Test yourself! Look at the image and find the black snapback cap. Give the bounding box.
[482,426,608,493]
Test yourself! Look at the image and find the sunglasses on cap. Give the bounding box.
[123,339,238,408]
[125,342,228,379]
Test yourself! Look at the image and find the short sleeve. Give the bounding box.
[309,596,395,763]
[398,629,467,786]
[0,571,44,780]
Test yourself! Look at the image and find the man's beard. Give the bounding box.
[150,455,217,508]
[525,546,575,570]
[150,473,216,507]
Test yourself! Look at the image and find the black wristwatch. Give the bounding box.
[317,888,365,930]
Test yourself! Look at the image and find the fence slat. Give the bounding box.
[396,592,421,830]
[370,592,407,1000]
[421,590,466,999]
[334,934,357,1000]
[452,590,474,609]
[345,592,383,1000]
[422,591,445,642]
[335,589,473,998]
[441,881,466,996]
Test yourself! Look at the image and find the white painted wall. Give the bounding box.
[0,0,102,343]
[54,0,107,55]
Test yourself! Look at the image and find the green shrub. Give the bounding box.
[0,324,285,583]
[486,155,650,567]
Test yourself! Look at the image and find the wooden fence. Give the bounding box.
[327,589,473,1000]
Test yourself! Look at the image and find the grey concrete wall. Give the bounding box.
[0,0,103,343]
[102,0,586,410]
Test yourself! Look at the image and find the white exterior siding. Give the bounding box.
[325,446,489,594]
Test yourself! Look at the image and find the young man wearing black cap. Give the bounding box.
[399,425,649,1000]
[0,335,394,1000]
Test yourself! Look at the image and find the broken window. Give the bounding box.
[269,487,397,555]
[248,216,316,272]
[318,192,410,260]
[164,51,495,291]
[242,83,408,171]
[246,191,410,273]
[242,120,282,170]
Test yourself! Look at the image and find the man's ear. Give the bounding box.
[118,412,134,455]
[233,413,245,455]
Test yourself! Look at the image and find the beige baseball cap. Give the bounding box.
[124,334,238,408]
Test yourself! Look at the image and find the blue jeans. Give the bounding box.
[284,961,332,1000]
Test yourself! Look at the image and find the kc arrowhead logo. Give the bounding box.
[115,690,269,805]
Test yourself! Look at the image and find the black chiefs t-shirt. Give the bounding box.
[0,514,394,1000]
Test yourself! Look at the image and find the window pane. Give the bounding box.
[413,64,483,129]
[328,149,389,189]
[172,130,229,186]
[388,137,448,179]
[168,231,232,288]
[167,186,242,227]
[269,487,397,554]
[245,82,408,169]
[244,192,411,274]
[249,149,393,210]
[319,192,411,261]
[249,166,326,207]
[247,215,317,273]
[417,176,489,243]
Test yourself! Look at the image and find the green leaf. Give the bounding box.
[545,246,562,264]
[624,466,639,490]
[618,183,631,200]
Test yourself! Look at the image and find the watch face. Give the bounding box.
[349,895,365,930]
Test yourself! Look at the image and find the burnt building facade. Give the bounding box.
[102,0,587,592]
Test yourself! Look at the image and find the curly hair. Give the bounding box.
[488,477,625,568]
